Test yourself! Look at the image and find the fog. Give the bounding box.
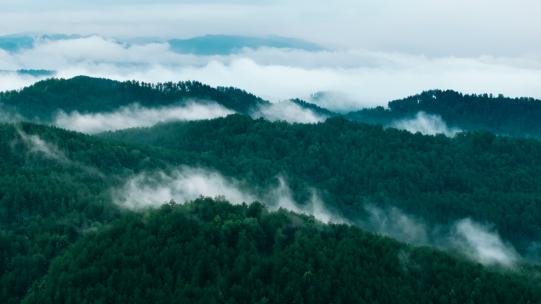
[2,0,540,57]
[54,102,234,133]
[114,165,522,266]
[252,101,327,124]
[114,167,344,224]
[15,126,70,162]
[0,36,539,110]
[451,219,519,267]
[391,112,461,137]
[360,205,520,267]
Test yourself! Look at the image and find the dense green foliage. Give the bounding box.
[3,77,541,303]
[103,115,541,253]
[23,198,541,304]
[0,77,268,121]
[346,90,541,137]
[0,123,172,303]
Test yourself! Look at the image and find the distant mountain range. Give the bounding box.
[168,35,324,55]
[0,34,324,55]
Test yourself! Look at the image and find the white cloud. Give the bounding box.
[452,219,520,267]
[391,111,461,137]
[53,102,234,133]
[15,126,69,162]
[114,167,344,224]
[264,176,345,224]
[252,101,326,123]
[114,167,258,210]
[363,205,429,244]
[0,36,539,110]
[360,204,521,267]
[1,0,540,57]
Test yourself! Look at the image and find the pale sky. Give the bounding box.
[1,0,540,56]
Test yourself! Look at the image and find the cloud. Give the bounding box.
[1,0,540,58]
[264,176,345,223]
[53,102,234,133]
[114,167,258,210]
[15,126,69,162]
[359,204,521,267]
[451,219,520,267]
[252,101,326,124]
[0,36,540,111]
[391,112,461,137]
[114,167,343,224]
[362,205,429,244]
[0,104,23,123]
[13,125,106,178]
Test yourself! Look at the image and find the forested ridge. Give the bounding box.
[3,77,541,139]
[0,76,268,121]
[346,90,541,137]
[103,115,541,253]
[22,199,541,304]
[3,77,541,303]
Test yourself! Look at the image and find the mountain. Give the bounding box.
[168,35,324,55]
[0,76,269,121]
[22,198,541,304]
[101,115,541,255]
[4,79,541,302]
[0,35,35,52]
[0,34,83,52]
[345,90,541,137]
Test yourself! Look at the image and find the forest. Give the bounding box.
[102,115,541,254]
[21,199,541,304]
[2,77,541,303]
[346,90,541,137]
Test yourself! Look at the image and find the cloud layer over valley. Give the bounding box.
[54,102,234,133]
[0,35,539,111]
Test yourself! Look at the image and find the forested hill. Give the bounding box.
[346,90,541,137]
[4,122,541,303]
[102,115,541,255]
[3,77,541,139]
[22,198,541,304]
[0,76,269,121]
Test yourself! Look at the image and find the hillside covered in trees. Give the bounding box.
[3,77,541,139]
[3,78,541,303]
[0,76,269,121]
[22,199,541,304]
[103,115,541,254]
[346,90,541,137]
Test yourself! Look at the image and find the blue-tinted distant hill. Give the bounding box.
[0,35,35,52]
[168,35,324,55]
[0,34,82,52]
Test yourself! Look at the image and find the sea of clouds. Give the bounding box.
[1,35,540,112]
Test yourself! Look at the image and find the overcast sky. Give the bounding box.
[0,0,540,108]
[2,0,540,56]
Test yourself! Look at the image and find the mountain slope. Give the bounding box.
[23,198,541,304]
[2,119,541,302]
[346,90,541,137]
[0,76,269,121]
[101,115,541,255]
